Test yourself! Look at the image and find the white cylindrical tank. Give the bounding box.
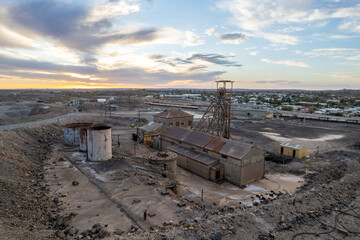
[79,123,93,152]
[64,123,81,146]
[64,123,92,148]
[87,125,112,161]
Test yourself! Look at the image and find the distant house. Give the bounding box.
[97,99,106,103]
[232,108,273,120]
[153,108,193,129]
[280,142,307,159]
[109,105,119,111]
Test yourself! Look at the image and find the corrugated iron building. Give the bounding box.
[280,142,307,159]
[157,127,265,187]
[137,122,165,145]
[232,108,273,120]
[153,108,193,129]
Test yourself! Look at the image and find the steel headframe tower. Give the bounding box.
[196,80,233,139]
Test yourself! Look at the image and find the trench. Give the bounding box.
[61,151,151,232]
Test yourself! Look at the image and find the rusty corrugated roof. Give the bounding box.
[160,126,256,160]
[168,145,219,166]
[154,108,193,119]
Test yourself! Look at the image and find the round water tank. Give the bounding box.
[87,125,112,161]
[64,123,81,146]
[78,123,93,152]
[64,123,93,147]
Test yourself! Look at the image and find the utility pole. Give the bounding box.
[104,102,107,119]
[138,109,141,126]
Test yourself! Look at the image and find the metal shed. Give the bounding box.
[280,142,307,159]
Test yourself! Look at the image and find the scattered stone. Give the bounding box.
[148,212,156,217]
[130,225,138,233]
[114,229,124,236]
[161,190,169,195]
[212,232,222,240]
[56,231,65,239]
[72,181,79,186]
[99,228,109,238]
[93,223,101,229]
[177,202,186,207]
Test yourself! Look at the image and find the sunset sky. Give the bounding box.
[0,0,359,89]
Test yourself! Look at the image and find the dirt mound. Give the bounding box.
[0,125,62,239]
[28,106,51,116]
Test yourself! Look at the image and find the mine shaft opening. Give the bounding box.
[91,125,111,130]
[157,152,169,158]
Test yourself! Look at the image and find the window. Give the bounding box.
[221,154,227,159]
[176,122,179,126]
[203,148,208,153]
[281,147,284,154]
[191,147,195,151]
[181,122,184,125]
[188,120,192,126]
[170,122,173,125]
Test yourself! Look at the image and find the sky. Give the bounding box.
[0,0,359,90]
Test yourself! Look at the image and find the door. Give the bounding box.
[216,170,220,180]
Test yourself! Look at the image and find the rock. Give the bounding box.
[130,225,138,233]
[93,223,101,228]
[212,232,222,240]
[148,212,156,217]
[279,215,285,223]
[133,199,141,204]
[177,202,186,207]
[72,181,79,186]
[114,229,124,236]
[56,231,65,239]
[99,228,109,238]
[161,191,169,195]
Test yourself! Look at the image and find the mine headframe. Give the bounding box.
[196,80,233,139]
